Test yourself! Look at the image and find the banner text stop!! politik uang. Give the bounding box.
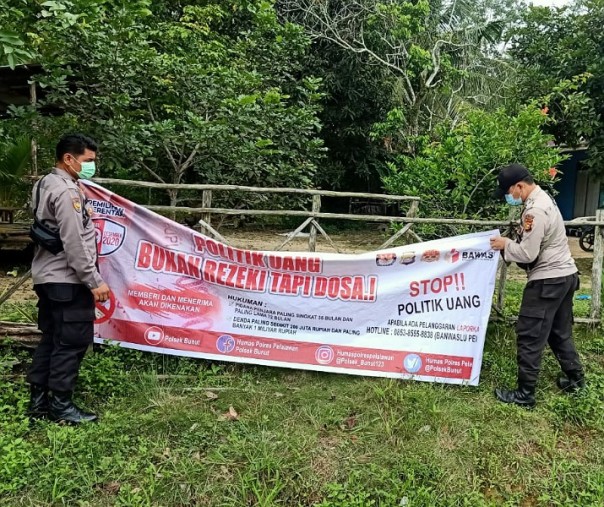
[85,182,499,386]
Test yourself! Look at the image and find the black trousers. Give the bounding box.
[27,283,95,393]
[516,272,582,388]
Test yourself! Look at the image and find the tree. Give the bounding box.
[281,0,514,149]
[510,1,604,175]
[4,0,324,209]
[278,0,521,192]
[381,105,564,237]
[288,37,396,192]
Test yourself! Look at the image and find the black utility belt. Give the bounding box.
[31,175,91,255]
[517,257,540,271]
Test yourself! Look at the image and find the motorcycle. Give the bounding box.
[579,225,595,252]
[567,216,596,253]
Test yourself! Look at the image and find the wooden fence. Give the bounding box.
[92,178,422,252]
[1,181,602,344]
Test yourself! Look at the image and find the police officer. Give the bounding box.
[490,164,584,408]
[27,134,111,424]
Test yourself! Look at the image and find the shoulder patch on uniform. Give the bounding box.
[523,214,534,232]
[72,198,82,213]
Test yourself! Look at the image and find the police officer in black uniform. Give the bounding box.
[27,134,111,424]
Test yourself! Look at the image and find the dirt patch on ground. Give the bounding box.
[221,227,388,253]
[0,273,36,303]
[568,237,594,259]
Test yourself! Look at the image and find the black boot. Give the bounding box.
[557,371,585,393]
[27,384,49,420]
[494,382,536,408]
[49,391,98,424]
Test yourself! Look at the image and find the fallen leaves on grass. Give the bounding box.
[218,406,239,421]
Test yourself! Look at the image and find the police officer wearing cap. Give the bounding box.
[490,163,584,408]
[27,134,111,424]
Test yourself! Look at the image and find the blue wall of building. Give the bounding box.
[554,150,587,220]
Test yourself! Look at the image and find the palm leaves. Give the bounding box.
[0,137,32,206]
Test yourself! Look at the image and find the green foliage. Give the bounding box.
[0,136,32,207]
[537,460,604,506]
[546,372,604,428]
[0,352,34,495]
[299,40,395,192]
[77,343,144,399]
[283,0,518,192]
[0,300,37,324]
[317,464,443,507]
[380,105,564,237]
[0,30,32,69]
[1,320,604,505]
[510,1,604,176]
[0,0,36,69]
[4,0,324,210]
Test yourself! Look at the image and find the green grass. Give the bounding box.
[1,324,604,506]
[0,300,37,323]
[500,280,594,319]
[1,276,603,506]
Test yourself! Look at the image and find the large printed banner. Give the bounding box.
[84,182,499,385]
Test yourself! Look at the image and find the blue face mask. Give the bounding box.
[505,192,523,206]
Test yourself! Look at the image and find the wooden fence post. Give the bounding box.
[308,195,321,252]
[30,81,38,176]
[379,200,420,249]
[200,190,212,235]
[590,209,603,324]
[495,209,517,316]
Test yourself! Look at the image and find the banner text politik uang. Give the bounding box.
[85,182,499,386]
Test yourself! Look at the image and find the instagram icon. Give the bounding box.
[315,345,335,365]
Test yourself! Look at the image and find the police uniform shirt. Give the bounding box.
[31,168,104,289]
[504,186,577,281]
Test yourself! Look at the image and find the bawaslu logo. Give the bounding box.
[462,251,495,261]
[446,248,460,263]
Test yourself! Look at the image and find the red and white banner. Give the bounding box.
[84,182,499,385]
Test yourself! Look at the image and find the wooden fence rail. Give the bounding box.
[1,182,601,348]
[94,178,423,251]
[93,178,421,201]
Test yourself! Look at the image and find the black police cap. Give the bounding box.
[493,163,531,199]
